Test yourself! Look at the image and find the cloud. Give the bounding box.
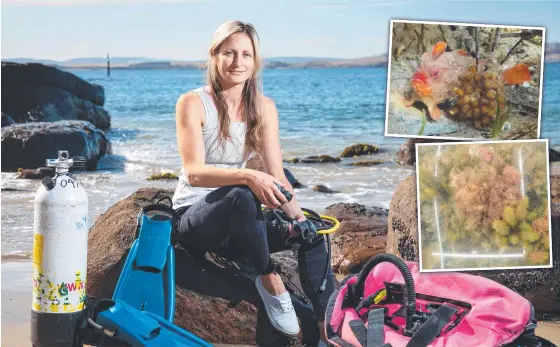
[2,0,203,6]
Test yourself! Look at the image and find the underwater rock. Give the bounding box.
[312,185,339,194]
[387,174,560,317]
[324,203,388,275]
[300,155,341,163]
[348,160,384,167]
[86,187,321,346]
[386,176,420,261]
[1,120,111,172]
[284,156,341,164]
[1,62,110,131]
[147,172,179,181]
[339,144,379,157]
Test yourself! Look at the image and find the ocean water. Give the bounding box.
[1,65,559,257]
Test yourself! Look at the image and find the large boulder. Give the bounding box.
[386,174,560,317]
[86,188,321,346]
[1,120,111,171]
[1,62,110,131]
[324,203,388,274]
[386,176,419,261]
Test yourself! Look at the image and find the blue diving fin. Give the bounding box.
[88,200,213,347]
[111,202,178,322]
[93,300,213,347]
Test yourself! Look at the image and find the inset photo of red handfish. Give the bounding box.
[385,19,545,141]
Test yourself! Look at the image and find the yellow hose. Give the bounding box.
[303,211,340,234]
[262,207,341,234]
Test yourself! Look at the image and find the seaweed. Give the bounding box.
[418,142,550,270]
[490,102,510,138]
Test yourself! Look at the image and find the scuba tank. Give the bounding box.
[31,150,88,347]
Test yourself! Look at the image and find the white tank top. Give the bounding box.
[172,86,253,209]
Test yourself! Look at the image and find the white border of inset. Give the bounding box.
[416,138,553,272]
[384,19,546,141]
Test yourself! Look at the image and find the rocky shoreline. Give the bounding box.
[1,62,112,172]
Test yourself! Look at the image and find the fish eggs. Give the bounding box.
[444,66,508,130]
[459,96,470,105]
[453,87,465,97]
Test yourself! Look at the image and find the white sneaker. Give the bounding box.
[255,275,300,337]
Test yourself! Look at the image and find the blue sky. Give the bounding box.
[2,0,559,61]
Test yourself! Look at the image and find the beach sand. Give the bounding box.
[3,260,559,346]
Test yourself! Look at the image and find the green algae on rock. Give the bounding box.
[147,172,179,181]
[340,144,379,157]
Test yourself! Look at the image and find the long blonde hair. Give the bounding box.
[206,20,264,159]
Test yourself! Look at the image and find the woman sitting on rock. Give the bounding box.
[172,20,335,341]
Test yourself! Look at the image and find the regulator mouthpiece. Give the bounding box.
[45,151,87,174]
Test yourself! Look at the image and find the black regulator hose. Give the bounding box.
[351,253,416,334]
[301,208,331,294]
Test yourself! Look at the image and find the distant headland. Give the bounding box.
[3,42,560,69]
[1,55,389,69]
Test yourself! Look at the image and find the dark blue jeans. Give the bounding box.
[176,185,335,320]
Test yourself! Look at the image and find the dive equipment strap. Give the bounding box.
[405,304,458,347]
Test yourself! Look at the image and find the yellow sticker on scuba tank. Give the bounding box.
[33,234,43,273]
[374,289,387,304]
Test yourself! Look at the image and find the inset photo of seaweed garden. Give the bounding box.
[417,139,552,272]
[385,20,545,140]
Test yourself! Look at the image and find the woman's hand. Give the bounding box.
[245,169,289,209]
